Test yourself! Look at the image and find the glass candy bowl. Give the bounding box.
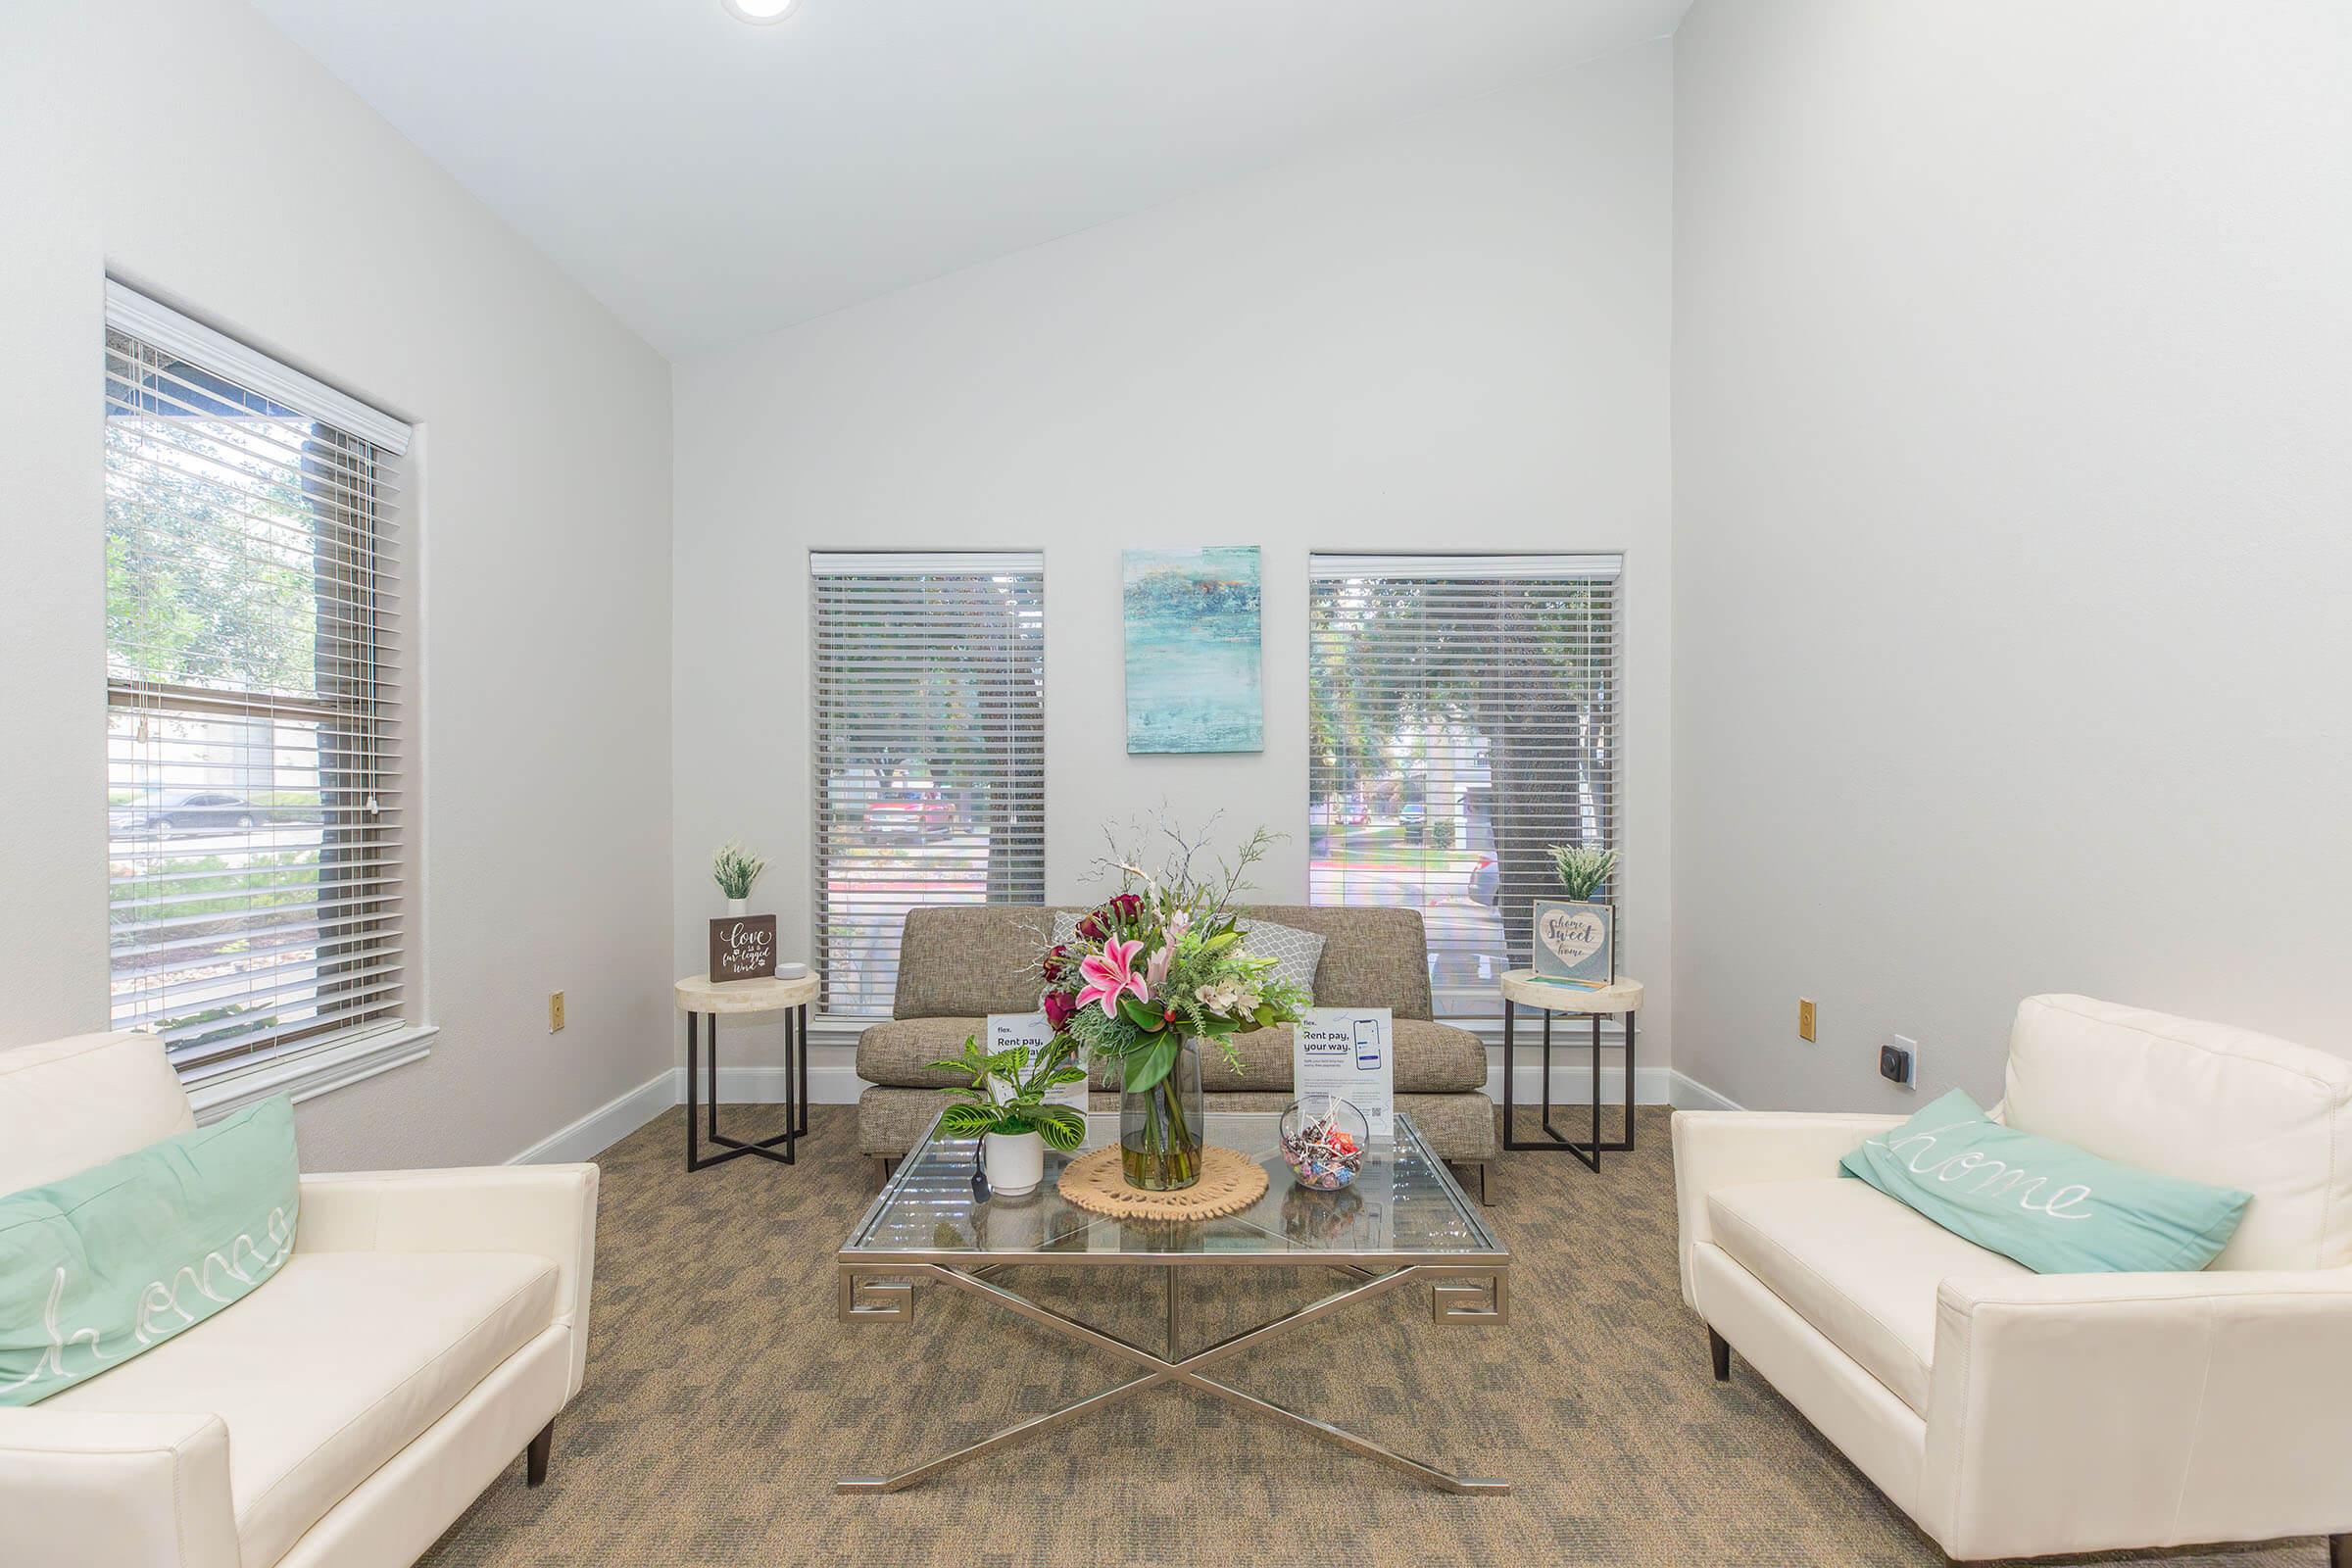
[1279,1094,1370,1191]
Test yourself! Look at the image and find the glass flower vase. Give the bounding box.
[1119,1038,1205,1191]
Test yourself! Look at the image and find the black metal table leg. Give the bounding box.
[685,1007,802,1173]
[1500,999,1634,1169]
[794,1004,810,1139]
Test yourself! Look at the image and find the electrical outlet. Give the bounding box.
[1880,1034,1917,1090]
[1797,998,1818,1043]
[548,992,565,1033]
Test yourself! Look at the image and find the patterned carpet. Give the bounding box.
[419,1104,2322,1568]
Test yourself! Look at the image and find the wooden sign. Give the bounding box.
[1532,899,1614,988]
[709,914,777,982]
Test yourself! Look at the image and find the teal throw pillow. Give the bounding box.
[1840,1088,2250,1275]
[0,1096,299,1406]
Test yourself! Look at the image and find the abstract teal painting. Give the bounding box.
[1123,546,1263,754]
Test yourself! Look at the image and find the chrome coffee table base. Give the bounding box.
[836,1259,1509,1495]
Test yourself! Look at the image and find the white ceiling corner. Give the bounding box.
[249,0,1691,358]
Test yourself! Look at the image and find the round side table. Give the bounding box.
[674,971,818,1172]
[1498,971,1644,1171]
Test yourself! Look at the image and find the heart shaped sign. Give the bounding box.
[1538,904,1608,969]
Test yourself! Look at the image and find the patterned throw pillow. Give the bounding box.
[1232,918,1325,1004]
[1049,912,1325,1004]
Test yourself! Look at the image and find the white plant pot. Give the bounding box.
[983,1130,1045,1199]
[725,898,749,917]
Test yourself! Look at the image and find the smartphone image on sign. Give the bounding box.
[1355,1019,1380,1069]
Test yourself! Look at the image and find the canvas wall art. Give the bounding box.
[1122,546,1263,754]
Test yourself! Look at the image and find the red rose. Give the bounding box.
[1075,911,1107,943]
[1042,990,1076,1034]
[1109,893,1144,924]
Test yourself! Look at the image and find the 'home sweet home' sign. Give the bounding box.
[709,915,777,982]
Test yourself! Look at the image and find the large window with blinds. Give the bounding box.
[104,285,412,1079]
[1308,554,1621,1019]
[810,553,1046,1016]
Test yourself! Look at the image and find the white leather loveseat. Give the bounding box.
[0,1031,598,1568]
[1674,995,2352,1565]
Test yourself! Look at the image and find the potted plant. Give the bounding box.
[711,840,765,916]
[1039,824,1311,1191]
[928,1034,1089,1199]
[1533,843,1620,989]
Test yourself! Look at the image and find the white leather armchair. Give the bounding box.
[1675,995,2352,1566]
[0,1032,597,1568]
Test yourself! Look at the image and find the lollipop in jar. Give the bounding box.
[1279,1094,1370,1191]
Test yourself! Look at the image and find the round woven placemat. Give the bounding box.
[1056,1145,1269,1220]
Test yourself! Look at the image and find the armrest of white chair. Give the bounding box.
[1669,1110,1903,1309]
[1918,1267,2352,1561]
[0,1408,240,1568]
[297,1163,599,1397]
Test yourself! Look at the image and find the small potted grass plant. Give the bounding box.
[929,1034,1089,1199]
[1532,843,1620,989]
[711,840,765,916]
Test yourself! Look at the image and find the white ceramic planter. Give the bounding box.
[725,897,749,917]
[983,1130,1045,1198]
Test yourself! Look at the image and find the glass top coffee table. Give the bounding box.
[837,1110,1510,1495]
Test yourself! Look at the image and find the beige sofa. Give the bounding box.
[0,1031,597,1568]
[857,904,1497,1200]
[1674,995,2352,1566]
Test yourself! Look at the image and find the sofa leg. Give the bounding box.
[2330,1532,2349,1568]
[1708,1327,1732,1383]
[525,1419,554,1487]
[1475,1160,1494,1207]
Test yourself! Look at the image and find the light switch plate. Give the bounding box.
[549,992,566,1033]
[1798,998,1818,1042]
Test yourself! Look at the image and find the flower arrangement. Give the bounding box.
[1041,823,1310,1189]
[711,840,767,902]
[1545,843,1619,902]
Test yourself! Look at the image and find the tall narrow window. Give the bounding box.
[810,553,1046,1016]
[105,284,413,1078]
[1308,554,1622,1019]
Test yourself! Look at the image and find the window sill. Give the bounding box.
[184,1023,438,1123]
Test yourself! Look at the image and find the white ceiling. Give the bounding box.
[250,0,1690,357]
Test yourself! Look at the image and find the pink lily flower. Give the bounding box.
[1145,943,1172,992]
[1077,937,1151,1019]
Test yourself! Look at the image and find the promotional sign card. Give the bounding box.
[987,1011,1088,1109]
[1293,1007,1395,1137]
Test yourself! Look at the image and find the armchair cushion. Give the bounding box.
[0,1031,195,1194]
[1708,1177,2028,1413]
[0,1096,298,1407]
[1840,1088,2250,1275]
[45,1249,557,1568]
[2001,994,2352,1270]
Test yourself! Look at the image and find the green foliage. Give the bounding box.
[710,840,766,900]
[924,1032,1086,1144]
[1051,820,1313,1080]
[1546,843,1619,900]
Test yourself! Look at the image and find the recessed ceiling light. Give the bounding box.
[721,0,799,23]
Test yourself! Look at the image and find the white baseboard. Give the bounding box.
[1666,1070,1742,1111]
[510,1069,678,1164]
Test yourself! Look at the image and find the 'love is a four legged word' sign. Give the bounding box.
[709,914,778,982]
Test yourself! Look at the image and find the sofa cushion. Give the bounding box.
[2001,994,2352,1271]
[1707,1178,2029,1415]
[0,1032,195,1194]
[47,1249,557,1568]
[889,905,1437,1021]
[857,1017,994,1089]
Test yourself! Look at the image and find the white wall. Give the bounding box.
[1671,1,2352,1109]
[0,0,674,1169]
[672,42,1675,1078]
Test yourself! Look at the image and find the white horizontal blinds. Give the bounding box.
[105,292,410,1076]
[1307,554,1623,1019]
[810,552,1046,1016]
